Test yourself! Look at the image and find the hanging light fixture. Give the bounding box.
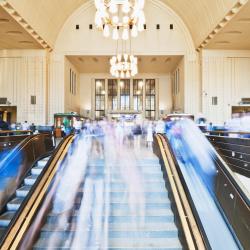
[94,0,146,40]
[110,54,138,78]
[110,24,138,78]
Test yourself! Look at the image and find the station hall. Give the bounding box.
[0,0,249,249]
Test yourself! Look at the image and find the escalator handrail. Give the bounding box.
[155,134,206,250]
[162,133,249,249]
[0,133,52,168]
[0,134,74,250]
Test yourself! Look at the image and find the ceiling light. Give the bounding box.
[94,0,146,40]
[110,53,138,78]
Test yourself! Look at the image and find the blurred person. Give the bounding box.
[132,122,142,149]
[166,119,217,194]
[0,119,9,130]
[10,123,16,130]
[22,121,30,131]
[146,122,153,148]
[115,121,124,146]
[74,118,82,134]
[30,123,36,133]
[91,121,105,158]
[196,113,207,125]
[155,119,165,134]
[61,124,66,137]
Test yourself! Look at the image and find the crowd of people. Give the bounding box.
[75,118,166,148]
[0,120,36,132]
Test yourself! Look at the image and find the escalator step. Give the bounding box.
[37,159,49,168]
[44,215,175,224]
[31,166,44,175]
[16,185,32,198]
[108,237,183,249]
[110,182,167,192]
[24,175,38,185]
[33,238,182,249]
[7,197,24,211]
[0,212,15,227]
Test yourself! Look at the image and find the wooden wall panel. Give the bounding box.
[0,50,47,125]
[202,50,250,124]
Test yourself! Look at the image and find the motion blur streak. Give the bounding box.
[20,121,147,249]
[166,119,239,249]
[0,147,23,210]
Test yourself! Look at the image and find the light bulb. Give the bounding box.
[121,71,125,78]
[110,58,116,66]
[103,25,110,37]
[109,2,118,13]
[124,54,128,61]
[122,28,129,40]
[138,22,144,32]
[117,54,122,62]
[112,28,119,40]
[126,71,130,78]
[131,25,138,37]
[123,16,129,24]
[122,2,130,13]
[112,16,119,24]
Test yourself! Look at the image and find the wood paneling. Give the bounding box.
[0,50,47,124]
[202,50,250,124]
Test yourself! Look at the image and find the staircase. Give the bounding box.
[33,155,184,249]
[0,156,50,239]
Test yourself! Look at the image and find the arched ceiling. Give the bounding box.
[0,0,247,49]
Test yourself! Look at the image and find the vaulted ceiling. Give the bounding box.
[0,0,249,50]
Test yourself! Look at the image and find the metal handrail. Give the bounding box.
[155,134,205,250]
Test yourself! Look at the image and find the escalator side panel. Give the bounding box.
[215,166,250,249]
[234,195,250,249]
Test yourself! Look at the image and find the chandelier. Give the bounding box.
[110,54,138,78]
[94,0,146,40]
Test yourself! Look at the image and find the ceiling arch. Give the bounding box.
[2,0,240,48]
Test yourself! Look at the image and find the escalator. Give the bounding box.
[0,133,55,243]
[162,119,250,249]
[0,156,50,238]
[0,132,203,249]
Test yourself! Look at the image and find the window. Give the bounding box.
[70,69,77,95]
[120,79,130,110]
[108,79,118,110]
[145,79,156,119]
[133,79,143,111]
[173,69,179,96]
[95,79,105,118]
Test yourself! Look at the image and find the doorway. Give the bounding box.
[0,106,17,124]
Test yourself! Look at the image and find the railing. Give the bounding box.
[0,130,33,136]
[206,130,250,136]
[154,134,206,250]
[207,135,250,177]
